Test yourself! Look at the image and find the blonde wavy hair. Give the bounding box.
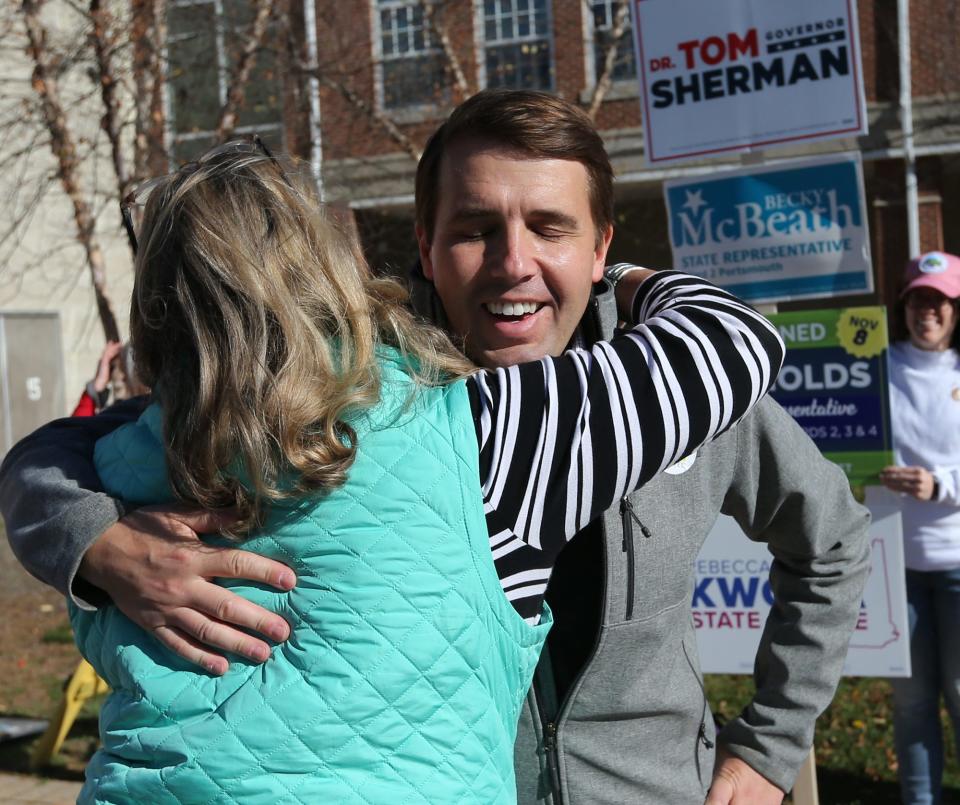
[131,146,473,536]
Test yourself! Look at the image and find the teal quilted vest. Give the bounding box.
[71,357,550,804]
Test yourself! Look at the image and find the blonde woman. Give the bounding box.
[70,139,783,804]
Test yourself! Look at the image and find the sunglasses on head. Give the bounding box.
[120,134,282,255]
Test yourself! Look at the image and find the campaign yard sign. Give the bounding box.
[664,153,872,304]
[695,501,909,678]
[633,0,867,163]
[768,306,893,486]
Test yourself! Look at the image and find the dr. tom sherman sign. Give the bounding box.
[633,0,867,162]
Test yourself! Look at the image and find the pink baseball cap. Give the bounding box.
[901,251,960,299]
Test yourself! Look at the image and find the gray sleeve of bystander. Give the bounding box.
[0,398,144,607]
[717,396,872,792]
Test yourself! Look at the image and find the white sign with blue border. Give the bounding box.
[695,500,909,678]
[664,152,872,304]
[632,0,867,163]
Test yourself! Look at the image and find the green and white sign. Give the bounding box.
[768,306,893,486]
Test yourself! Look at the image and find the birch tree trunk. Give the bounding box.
[586,0,631,120]
[214,0,276,143]
[21,0,121,342]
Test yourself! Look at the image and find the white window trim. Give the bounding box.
[472,0,487,89]
[165,0,228,122]
[474,0,556,92]
[369,0,448,118]
[173,123,284,145]
[582,0,598,91]
[369,0,385,112]
[583,0,638,94]
[163,0,285,165]
[213,0,229,107]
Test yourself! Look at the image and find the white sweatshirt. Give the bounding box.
[889,341,960,570]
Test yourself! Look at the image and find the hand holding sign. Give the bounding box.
[879,465,937,501]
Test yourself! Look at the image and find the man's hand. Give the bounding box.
[879,464,936,501]
[611,266,657,321]
[79,506,296,675]
[705,751,784,805]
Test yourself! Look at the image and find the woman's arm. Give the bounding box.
[468,269,784,620]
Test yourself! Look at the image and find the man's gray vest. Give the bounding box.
[513,282,721,804]
[409,267,867,802]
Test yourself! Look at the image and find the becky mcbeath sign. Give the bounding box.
[633,0,868,163]
[664,152,872,304]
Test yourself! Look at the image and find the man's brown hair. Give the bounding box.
[415,89,614,246]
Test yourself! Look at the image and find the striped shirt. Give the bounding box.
[463,270,784,623]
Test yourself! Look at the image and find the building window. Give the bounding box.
[166,0,283,162]
[590,0,636,84]
[376,0,447,110]
[481,0,553,91]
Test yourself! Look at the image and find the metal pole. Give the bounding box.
[303,0,324,201]
[791,747,821,805]
[898,0,920,258]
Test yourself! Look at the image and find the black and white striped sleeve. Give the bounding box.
[466,270,784,621]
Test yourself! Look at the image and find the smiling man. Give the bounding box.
[2,90,869,805]
[407,91,870,805]
[418,138,610,366]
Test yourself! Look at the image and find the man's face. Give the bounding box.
[417,139,613,368]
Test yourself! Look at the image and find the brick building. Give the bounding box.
[281,0,960,309]
[2,0,957,422]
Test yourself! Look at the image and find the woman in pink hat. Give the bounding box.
[881,251,960,804]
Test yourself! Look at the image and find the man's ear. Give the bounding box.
[415,225,435,281]
[592,225,614,283]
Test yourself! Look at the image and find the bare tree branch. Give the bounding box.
[214,0,276,143]
[3,0,284,357]
[89,0,135,255]
[294,0,476,166]
[586,0,630,120]
[20,0,120,341]
[327,75,422,161]
[131,0,167,179]
[0,171,57,267]
[301,66,422,161]
[424,0,470,97]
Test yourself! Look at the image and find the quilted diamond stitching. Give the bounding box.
[165,429,487,801]
[81,380,540,804]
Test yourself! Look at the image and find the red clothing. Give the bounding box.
[71,391,97,418]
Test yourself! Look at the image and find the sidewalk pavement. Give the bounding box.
[0,772,82,804]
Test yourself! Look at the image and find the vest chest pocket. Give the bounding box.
[613,478,716,624]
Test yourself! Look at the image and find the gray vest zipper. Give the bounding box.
[620,497,651,621]
[680,636,714,787]
[534,288,620,803]
[535,533,609,803]
[542,721,562,798]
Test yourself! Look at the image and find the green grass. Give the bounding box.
[706,674,960,804]
[6,654,960,798]
[40,623,74,644]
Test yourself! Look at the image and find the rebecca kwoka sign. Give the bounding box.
[694,504,910,678]
[633,0,867,163]
[664,153,872,304]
